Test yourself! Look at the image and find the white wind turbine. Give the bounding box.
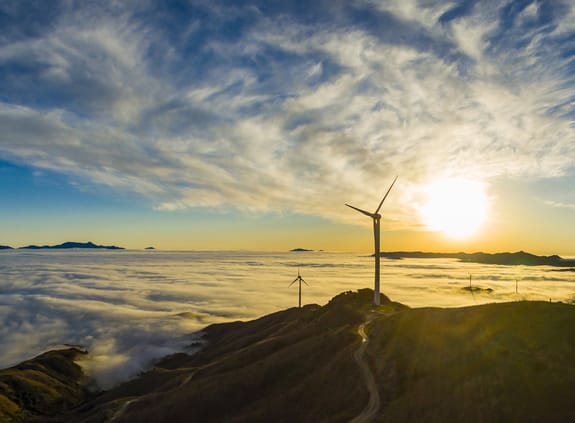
[289,268,309,308]
[346,176,398,306]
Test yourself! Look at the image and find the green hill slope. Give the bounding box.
[0,348,88,423]
[367,301,575,422]
[58,289,398,423]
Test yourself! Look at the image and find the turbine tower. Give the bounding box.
[289,268,309,308]
[346,176,398,306]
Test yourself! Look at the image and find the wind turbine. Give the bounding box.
[346,176,398,306]
[289,268,309,308]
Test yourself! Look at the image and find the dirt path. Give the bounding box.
[350,322,380,423]
[109,370,194,421]
[109,398,139,422]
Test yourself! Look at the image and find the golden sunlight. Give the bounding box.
[419,179,488,239]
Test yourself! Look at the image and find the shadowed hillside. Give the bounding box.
[367,301,575,422]
[3,290,575,422]
[51,289,398,423]
[379,250,575,267]
[0,348,88,423]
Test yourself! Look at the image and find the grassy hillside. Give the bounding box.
[0,348,88,423]
[57,289,394,422]
[367,301,575,422]
[3,290,575,422]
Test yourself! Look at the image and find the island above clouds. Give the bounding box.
[379,250,575,267]
[0,241,125,250]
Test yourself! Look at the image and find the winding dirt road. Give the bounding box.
[109,370,195,421]
[350,322,380,423]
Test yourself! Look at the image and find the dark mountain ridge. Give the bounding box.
[379,250,575,267]
[19,242,124,250]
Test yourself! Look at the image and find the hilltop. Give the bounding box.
[2,290,575,422]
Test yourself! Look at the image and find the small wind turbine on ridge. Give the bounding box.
[346,176,398,306]
[289,268,309,308]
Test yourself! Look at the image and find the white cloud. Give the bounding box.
[451,15,496,63]
[359,0,452,29]
[545,200,575,210]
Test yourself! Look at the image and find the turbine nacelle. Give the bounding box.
[345,176,397,221]
[345,204,377,219]
[289,268,308,308]
[289,268,308,287]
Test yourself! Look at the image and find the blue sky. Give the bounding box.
[1,0,574,253]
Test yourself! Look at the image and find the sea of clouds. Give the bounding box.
[1,250,574,388]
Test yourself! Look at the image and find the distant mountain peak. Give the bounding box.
[20,241,124,250]
[378,251,575,267]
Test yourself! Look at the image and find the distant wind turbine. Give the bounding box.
[289,268,309,308]
[346,176,398,306]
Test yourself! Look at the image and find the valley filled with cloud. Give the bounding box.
[1,250,573,388]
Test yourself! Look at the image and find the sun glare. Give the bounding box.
[419,179,488,239]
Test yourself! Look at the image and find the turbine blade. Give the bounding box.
[375,176,398,214]
[302,279,309,286]
[289,278,298,287]
[345,204,374,218]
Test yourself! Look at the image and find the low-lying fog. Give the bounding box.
[1,250,573,388]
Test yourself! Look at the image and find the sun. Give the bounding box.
[418,179,489,239]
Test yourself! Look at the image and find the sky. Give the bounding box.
[1,0,574,254]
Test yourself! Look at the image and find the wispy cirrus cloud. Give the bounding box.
[545,200,575,210]
[0,0,573,226]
